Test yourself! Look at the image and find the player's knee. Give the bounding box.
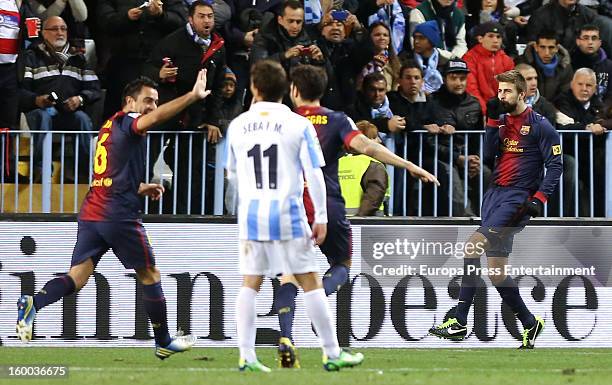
[294,272,322,292]
[136,266,161,285]
[242,275,263,291]
[68,260,94,291]
[466,232,488,258]
[489,273,507,286]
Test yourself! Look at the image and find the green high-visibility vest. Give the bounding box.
[338,154,390,216]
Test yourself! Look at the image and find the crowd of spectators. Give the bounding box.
[1,0,610,216]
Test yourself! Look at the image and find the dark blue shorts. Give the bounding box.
[476,186,532,257]
[71,220,155,269]
[319,202,352,265]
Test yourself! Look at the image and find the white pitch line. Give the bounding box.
[68,367,612,374]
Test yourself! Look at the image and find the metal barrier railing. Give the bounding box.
[388,130,611,218]
[1,129,610,217]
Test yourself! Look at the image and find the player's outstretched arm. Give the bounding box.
[134,69,212,135]
[348,134,440,186]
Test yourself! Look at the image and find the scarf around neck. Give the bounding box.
[534,53,559,78]
[186,23,211,47]
[42,42,71,65]
[371,95,393,119]
[415,49,443,94]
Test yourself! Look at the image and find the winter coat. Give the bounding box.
[526,0,597,53]
[97,0,187,60]
[429,85,483,163]
[144,26,226,128]
[463,43,514,113]
[516,44,573,102]
[18,43,101,112]
[571,48,612,102]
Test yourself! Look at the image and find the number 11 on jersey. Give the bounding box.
[247,144,277,189]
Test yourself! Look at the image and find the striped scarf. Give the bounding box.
[304,0,322,25]
[368,1,406,55]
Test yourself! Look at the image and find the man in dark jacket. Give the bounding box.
[554,67,609,216]
[98,0,187,117]
[144,0,226,214]
[526,0,597,54]
[572,24,612,103]
[387,63,438,215]
[250,0,325,76]
[223,0,284,93]
[429,58,486,216]
[516,31,573,101]
[20,16,101,172]
[316,9,364,111]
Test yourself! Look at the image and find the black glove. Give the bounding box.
[522,197,544,218]
[486,97,505,120]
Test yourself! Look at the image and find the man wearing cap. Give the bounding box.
[427,58,486,216]
[402,20,448,94]
[463,21,514,114]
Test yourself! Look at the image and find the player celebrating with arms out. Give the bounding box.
[276,65,439,368]
[225,60,364,372]
[429,70,563,349]
[16,70,212,359]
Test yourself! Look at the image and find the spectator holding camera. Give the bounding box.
[317,8,364,110]
[224,0,283,91]
[98,0,187,117]
[251,0,325,75]
[18,16,101,175]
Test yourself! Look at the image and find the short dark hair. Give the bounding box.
[122,77,158,106]
[250,60,288,102]
[362,72,387,91]
[280,0,304,16]
[536,30,558,45]
[495,70,527,94]
[189,0,214,17]
[578,24,600,36]
[399,60,424,78]
[290,65,328,102]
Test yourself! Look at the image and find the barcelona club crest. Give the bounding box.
[520,125,530,135]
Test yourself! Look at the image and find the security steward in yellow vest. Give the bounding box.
[338,154,390,216]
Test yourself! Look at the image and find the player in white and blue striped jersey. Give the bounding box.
[224,60,364,372]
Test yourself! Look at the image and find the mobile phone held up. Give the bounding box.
[331,10,349,22]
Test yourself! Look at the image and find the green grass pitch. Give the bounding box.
[1,347,611,385]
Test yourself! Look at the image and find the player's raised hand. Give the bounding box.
[311,223,327,246]
[191,69,211,100]
[407,163,440,186]
[138,183,165,200]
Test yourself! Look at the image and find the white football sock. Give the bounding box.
[236,286,258,363]
[303,288,341,359]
